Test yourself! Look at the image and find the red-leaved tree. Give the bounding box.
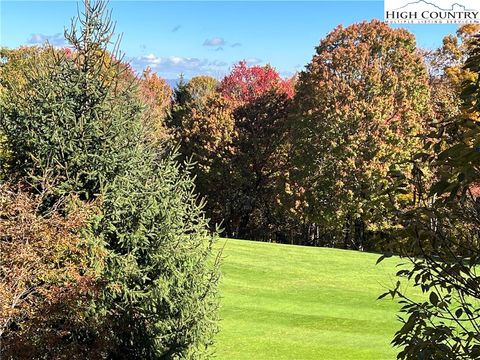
[219,61,294,104]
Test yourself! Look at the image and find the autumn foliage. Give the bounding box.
[219,60,294,104]
[291,20,431,248]
[0,186,107,359]
[139,67,173,143]
[381,28,480,359]
[169,63,297,241]
[3,2,479,357]
[1,1,219,358]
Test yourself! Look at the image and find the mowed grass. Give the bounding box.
[215,239,414,360]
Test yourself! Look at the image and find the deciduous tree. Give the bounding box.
[0,186,107,359]
[139,67,172,144]
[219,60,294,105]
[227,90,294,241]
[292,20,431,249]
[383,33,480,360]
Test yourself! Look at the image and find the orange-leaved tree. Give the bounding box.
[292,20,432,249]
[0,185,107,359]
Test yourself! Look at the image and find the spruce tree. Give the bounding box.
[0,1,220,358]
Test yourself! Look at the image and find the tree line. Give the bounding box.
[169,21,480,359]
[169,22,478,253]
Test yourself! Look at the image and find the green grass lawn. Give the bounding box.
[215,239,413,360]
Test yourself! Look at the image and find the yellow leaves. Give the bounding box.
[284,182,293,195]
[178,91,235,157]
[346,189,354,200]
[457,24,480,39]
[140,68,172,119]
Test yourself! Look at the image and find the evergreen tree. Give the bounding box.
[0,1,220,358]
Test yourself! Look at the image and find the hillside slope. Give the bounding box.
[215,239,410,359]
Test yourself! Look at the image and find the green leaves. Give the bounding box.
[376,252,393,265]
[382,27,480,360]
[429,179,452,196]
[0,1,220,358]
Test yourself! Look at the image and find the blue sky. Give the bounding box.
[1,1,458,79]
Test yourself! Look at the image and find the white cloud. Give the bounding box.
[203,37,225,46]
[28,33,66,47]
[245,57,263,65]
[131,54,228,79]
